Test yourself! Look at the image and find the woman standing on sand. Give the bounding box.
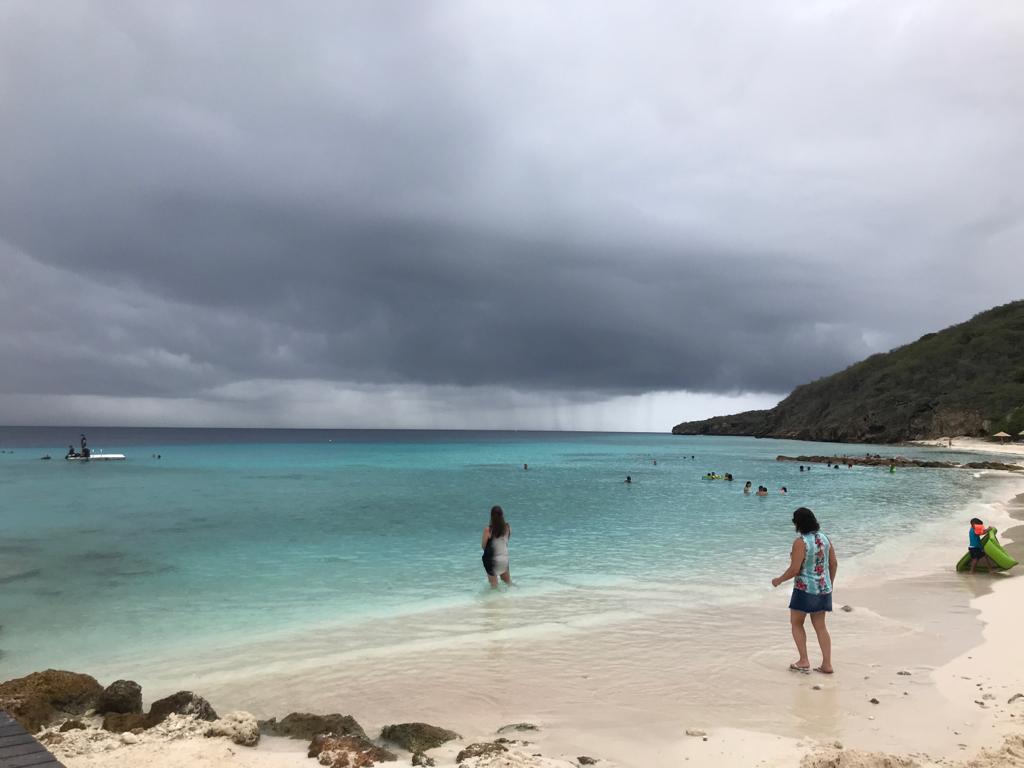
[482,505,512,588]
[772,507,838,674]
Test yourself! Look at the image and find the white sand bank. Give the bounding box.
[910,436,1024,460]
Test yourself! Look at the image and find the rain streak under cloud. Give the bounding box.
[1,1,1022,430]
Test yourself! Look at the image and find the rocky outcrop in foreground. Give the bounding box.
[0,669,103,732]
[380,722,461,752]
[1,669,580,767]
[260,711,368,740]
[95,679,143,715]
[101,689,218,733]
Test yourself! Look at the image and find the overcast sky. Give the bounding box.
[1,1,1022,431]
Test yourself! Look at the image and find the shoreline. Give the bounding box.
[37,487,1024,768]
[910,435,1024,458]
[7,448,1024,767]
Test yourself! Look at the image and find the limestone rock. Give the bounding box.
[0,694,52,734]
[148,691,218,725]
[96,679,143,714]
[0,669,104,732]
[59,719,87,732]
[578,757,598,765]
[685,729,707,737]
[456,742,508,763]
[380,723,460,753]
[497,723,540,734]
[799,748,917,767]
[309,733,397,767]
[121,731,139,745]
[841,605,853,613]
[102,712,149,733]
[260,712,367,741]
[206,710,260,747]
[411,753,435,766]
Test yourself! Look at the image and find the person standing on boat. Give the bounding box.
[80,433,90,458]
[481,505,511,588]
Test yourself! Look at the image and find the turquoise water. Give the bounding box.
[0,428,996,677]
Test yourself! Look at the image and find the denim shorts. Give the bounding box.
[789,589,833,613]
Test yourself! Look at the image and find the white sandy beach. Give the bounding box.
[911,436,1024,459]
[34,457,1024,768]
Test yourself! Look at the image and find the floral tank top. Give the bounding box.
[794,532,831,595]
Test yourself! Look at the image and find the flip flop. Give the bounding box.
[789,663,810,673]
[814,667,834,674]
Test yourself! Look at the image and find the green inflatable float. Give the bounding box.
[956,527,1018,572]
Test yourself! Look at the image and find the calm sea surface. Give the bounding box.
[0,427,1005,678]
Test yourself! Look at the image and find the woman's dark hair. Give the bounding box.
[792,507,820,534]
[489,505,507,538]
[970,517,983,525]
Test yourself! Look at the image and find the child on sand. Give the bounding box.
[967,517,998,573]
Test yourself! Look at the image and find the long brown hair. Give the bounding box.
[489,505,507,539]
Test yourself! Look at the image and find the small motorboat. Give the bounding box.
[65,452,126,462]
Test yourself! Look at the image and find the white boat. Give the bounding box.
[65,453,126,462]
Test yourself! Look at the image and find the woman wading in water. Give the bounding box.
[482,505,512,588]
[772,507,837,673]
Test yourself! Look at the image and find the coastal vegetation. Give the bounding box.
[673,300,1024,443]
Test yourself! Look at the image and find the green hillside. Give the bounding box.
[672,300,1024,443]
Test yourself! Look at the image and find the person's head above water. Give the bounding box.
[792,507,820,534]
[489,505,507,535]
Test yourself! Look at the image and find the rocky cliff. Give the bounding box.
[673,300,1024,443]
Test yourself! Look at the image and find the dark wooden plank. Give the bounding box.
[0,735,38,750]
[0,710,65,768]
[1,751,64,768]
[0,741,49,761]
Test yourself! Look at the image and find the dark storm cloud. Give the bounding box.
[1,0,1023,425]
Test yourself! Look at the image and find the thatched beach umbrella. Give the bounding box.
[993,431,1011,442]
